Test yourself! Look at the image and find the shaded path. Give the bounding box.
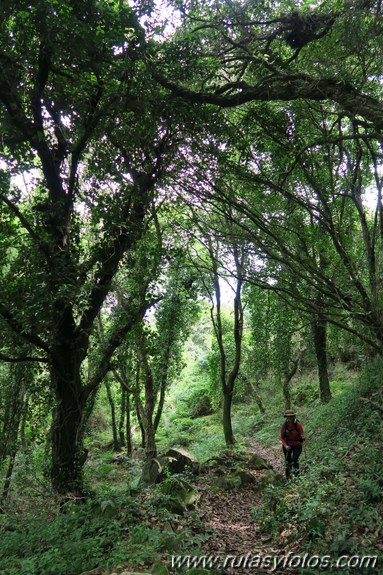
[195,441,298,575]
[247,438,284,475]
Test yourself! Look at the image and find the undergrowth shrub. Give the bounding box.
[252,359,383,574]
[0,486,201,575]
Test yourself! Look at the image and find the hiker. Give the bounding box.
[280,409,305,479]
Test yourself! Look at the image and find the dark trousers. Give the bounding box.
[283,445,302,479]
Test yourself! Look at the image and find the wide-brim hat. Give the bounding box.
[284,409,296,417]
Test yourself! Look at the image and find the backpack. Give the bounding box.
[284,418,303,441]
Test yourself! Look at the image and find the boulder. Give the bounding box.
[199,459,225,475]
[232,468,256,485]
[140,458,165,485]
[218,450,247,463]
[164,447,199,474]
[255,470,285,491]
[159,477,200,514]
[213,474,242,491]
[248,453,273,470]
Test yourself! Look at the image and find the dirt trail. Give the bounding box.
[195,440,299,575]
[247,438,284,475]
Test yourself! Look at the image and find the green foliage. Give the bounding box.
[1,0,383,571]
[182,387,213,419]
[253,358,383,570]
[0,485,202,575]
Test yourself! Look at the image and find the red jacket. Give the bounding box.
[280,420,305,448]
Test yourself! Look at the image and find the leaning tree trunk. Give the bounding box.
[0,366,27,506]
[252,383,266,414]
[282,371,292,411]
[312,313,332,403]
[281,346,307,409]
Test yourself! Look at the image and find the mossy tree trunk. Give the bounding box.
[312,313,332,403]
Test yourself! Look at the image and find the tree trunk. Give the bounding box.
[0,367,26,505]
[1,448,17,505]
[282,359,299,410]
[154,380,166,433]
[136,326,157,460]
[144,416,157,460]
[50,349,86,496]
[246,352,266,414]
[223,388,235,446]
[208,240,244,449]
[142,370,157,459]
[112,366,133,455]
[119,387,126,448]
[20,394,28,449]
[136,404,145,449]
[126,391,132,456]
[252,383,266,414]
[105,377,119,451]
[312,314,332,403]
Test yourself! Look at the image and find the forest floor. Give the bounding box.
[192,440,300,575]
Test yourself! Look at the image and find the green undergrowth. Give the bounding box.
[0,361,379,575]
[251,359,383,575]
[0,484,205,575]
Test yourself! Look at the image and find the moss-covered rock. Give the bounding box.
[164,447,199,474]
[213,474,242,490]
[232,468,256,485]
[248,453,273,470]
[159,477,200,514]
[255,470,285,491]
[140,458,162,485]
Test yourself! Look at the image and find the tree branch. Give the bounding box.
[0,352,48,363]
[152,72,383,134]
[82,296,160,400]
[0,193,51,261]
[0,302,49,353]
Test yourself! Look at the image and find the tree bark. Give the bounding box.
[154,73,383,134]
[223,389,235,446]
[312,314,332,403]
[251,382,266,414]
[49,346,86,495]
[126,391,132,456]
[0,366,26,505]
[1,449,17,505]
[105,377,119,451]
[282,358,298,410]
[119,387,126,449]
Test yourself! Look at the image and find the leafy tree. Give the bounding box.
[0,0,183,494]
[153,0,383,355]
[184,209,246,446]
[135,257,200,471]
[156,0,383,132]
